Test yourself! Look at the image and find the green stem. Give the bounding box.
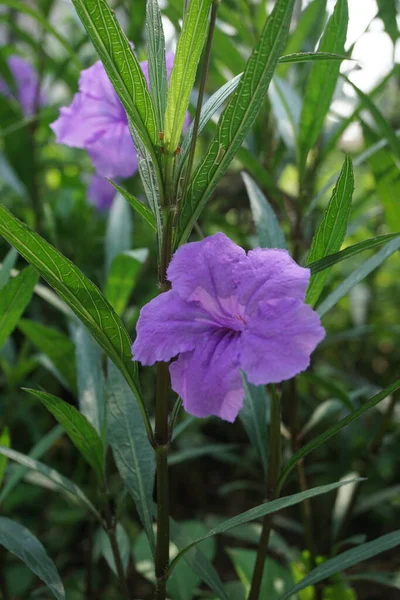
[248,385,281,600]
[103,497,131,600]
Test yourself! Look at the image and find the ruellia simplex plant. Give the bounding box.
[0,0,399,599]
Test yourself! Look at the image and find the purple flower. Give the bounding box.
[0,55,44,117]
[50,51,176,181]
[87,175,116,211]
[132,233,325,422]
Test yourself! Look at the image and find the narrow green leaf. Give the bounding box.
[0,445,100,519]
[298,0,348,173]
[175,72,243,187]
[169,444,238,466]
[177,0,296,246]
[300,399,344,439]
[240,374,268,475]
[0,247,17,289]
[146,0,167,132]
[378,0,399,43]
[108,180,156,231]
[0,426,63,504]
[105,193,132,274]
[167,479,360,575]
[242,172,287,249]
[96,523,130,576]
[0,517,65,600]
[317,236,400,317]
[105,249,148,316]
[278,0,327,77]
[332,472,359,541]
[228,548,294,598]
[107,362,156,556]
[277,379,400,492]
[0,0,81,68]
[70,0,158,160]
[281,530,400,599]
[164,0,212,152]
[73,323,106,436]
[0,427,10,486]
[0,267,37,349]
[306,155,354,307]
[24,389,105,482]
[278,51,350,65]
[19,320,77,394]
[269,76,301,151]
[307,233,400,275]
[0,206,151,440]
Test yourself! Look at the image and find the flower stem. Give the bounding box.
[248,385,281,600]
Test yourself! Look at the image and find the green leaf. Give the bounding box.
[166,479,360,576]
[281,530,400,599]
[0,517,65,600]
[146,0,167,132]
[378,0,399,43]
[0,445,100,519]
[108,180,156,232]
[105,193,132,274]
[332,472,359,541]
[344,76,400,163]
[70,0,158,162]
[278,51,350,65]
[278,0,327,77]
[0,247,17,289]
[354,485,400,516]
[0,427,10,487]
[177,0,296,246]
[269,76,301,151]
[228,548,294,598]
[19,320,77,395]
[169,444,238,466]
[298,0,348,173]
[0,267,37,349]
[307,233,400,275]
[96,523,130,576]
[242,172,287,249]
[0,0,80,68]
[24,389,105,482]
[317,236,400,317]
[175,72,243,187]
[107,361,156,556]
[73,323,106,436]
[0,206,151,440]
[0,426,63,504]
[346,572,400,590]
[277,379,400,493]
[164,0,212,152]
[299,399,344,439]
[306,155,354,307]
[105,249,148,316]
[240,374,268,475]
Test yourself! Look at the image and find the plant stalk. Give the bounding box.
[248,385,282,600]
[103,497,131,600]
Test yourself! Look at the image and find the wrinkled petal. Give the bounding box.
[87,122,137,178]
[235,248,310,316]
[132,290,216,365]
[240,297,325,385]
[170,329,244,422]
[87,175,116,211]
[167,233,246,324]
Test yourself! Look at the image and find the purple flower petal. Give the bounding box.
[240,297,325,385]
[87,175,116,211]
[87,121,138,178]
[132,290,216,366]
[236,248,310,316]
[170,329,244,422]
[0,55,45,117]
[167,233,246,319]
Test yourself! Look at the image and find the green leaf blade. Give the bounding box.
[146,0,167,132]
[0,267,38,349]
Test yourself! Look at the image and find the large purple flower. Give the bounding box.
[133,233,325,422]
[0,55,44,117]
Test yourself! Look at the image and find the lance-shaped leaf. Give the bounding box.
[0,267,38,349]
[146,0,167,132]
[306,155,354,307]
[0,247,17,289]
[239,374,268,475]
[105,249,148,316]
[108,180,156,232]
[177,0,296,246]
[164,0,212,152]
[24,389,105,482]
[298,0,348,174]
[0,206,152,441]
[0,518,65,600]
[70,0,158,162]
[107,362,156,556]
[105,192,132,274]
[281,530,400,599]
